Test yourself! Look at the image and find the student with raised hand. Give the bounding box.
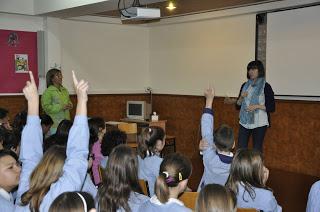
[226,149,282,212]
[198,86,235,190]
[98,144,149,212]
[306,180,320,212]
[137,126,165,196]
[15,71,90,212]
[195,184,236,212]
[0,150,21,211]
[139,153,192,212]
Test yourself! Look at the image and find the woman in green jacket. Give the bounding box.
[41,68,73,133]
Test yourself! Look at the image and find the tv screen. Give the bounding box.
[128,103,143,116]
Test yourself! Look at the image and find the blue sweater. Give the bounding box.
[306,180,320,212]
[15,115,89,212]
[198,109,233,191]
[139,196,191,212]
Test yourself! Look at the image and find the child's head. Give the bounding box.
[214,124,234,152]
[0,149,21,192]
[0,107,10,130]
[55,119,73,146]
[138,126,165,158]
[155,153,192,203]
[226,149,268,199]
[88,117,106,147]
[12,110,27,134]
[101,129,127,157]
[49,192,96,212]
[195,184,236,212]
[2,130,20,155]
[98,144,142,212]
[40,114,54,136]
[21,145,67,210]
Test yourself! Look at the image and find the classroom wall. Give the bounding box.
[149,14,255,97]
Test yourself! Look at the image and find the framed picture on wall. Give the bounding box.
[14,54,29,73]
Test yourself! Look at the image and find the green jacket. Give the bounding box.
[41,85,72,129]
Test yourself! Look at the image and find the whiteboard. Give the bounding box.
[267,5,320,99]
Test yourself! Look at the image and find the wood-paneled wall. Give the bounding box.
[1,94,320,190]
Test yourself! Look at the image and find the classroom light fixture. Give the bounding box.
[166,1,176,10]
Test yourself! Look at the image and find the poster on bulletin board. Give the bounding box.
[0,29,39,94]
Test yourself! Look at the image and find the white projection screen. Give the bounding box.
[266,5,320,100]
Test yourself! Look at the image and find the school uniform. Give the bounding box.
[139,195,192,212]
[81,173,98,199]
[100,155,109,169]
[138,154,163,196]
[198,108,233,191]
[15,115,89,212]
[236,182,282,212]
[0,188,15,211]
[306,180,320,212]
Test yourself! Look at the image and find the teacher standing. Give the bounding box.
[236,60,275,152]
[41,68,73,133]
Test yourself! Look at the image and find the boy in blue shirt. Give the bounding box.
[198,86,235,190]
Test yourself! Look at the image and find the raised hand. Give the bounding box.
[23,71,38,102]
[72,71,88,102]
[23,71,39,115]
[204,86,215,100]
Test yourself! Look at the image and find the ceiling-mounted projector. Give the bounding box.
[120,7,160,20]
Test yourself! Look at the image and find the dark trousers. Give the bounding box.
[238,124,268,152]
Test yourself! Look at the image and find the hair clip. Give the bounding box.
[148,128,152,133]
[162,171,169,178]
[178,172,183,181]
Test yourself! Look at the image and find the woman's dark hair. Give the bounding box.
[98,144,143,212]
[137,126,165,159]
[0,149,19,162]
[101,129,127,156]
[49,192,95,212]
[226,149,271,202]
[40,114,54,126]
[0,108,9,120]
[195,184,236,212]
[46,68,61,88]
[88,117,105,148]
[246,60,265,79]
[155,153,192,203]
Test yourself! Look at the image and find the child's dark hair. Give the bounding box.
[246,60,265,79]
[138,126,165,159]
[101,129,127,157]
[2,130,20,152]
[195,184,236,212]
[40,114,54,126]
[49,191,95,212]
[12,110,27,134]
[98,144,143,212]
[214,124,234,152]
[0,107,9,120]
[88,117,105,147]
[226,149,271,202]
[155,153,192,203]
[0,149,19,162]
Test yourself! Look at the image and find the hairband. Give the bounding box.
[76,192,87,212]
[148,127,152,133]
[162,171,183,182]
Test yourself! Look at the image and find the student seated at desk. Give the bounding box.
[137,126,165,196]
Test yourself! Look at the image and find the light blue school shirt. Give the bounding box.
[198,109,233,191]
[15,115,89,212]
[306,180,320,212]
[138,154,163,196]
[236,182,282,212]
[139,195,192,212]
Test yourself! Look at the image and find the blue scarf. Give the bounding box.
[240,77,266,124]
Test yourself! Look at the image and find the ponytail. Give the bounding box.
[155,174,170,203]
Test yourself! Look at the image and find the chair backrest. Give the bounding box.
[118,122,137,143]
[139,179,149,196]
[178,192,199,210]
[237,208,259,212]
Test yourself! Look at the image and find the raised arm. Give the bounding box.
[47,71,90,198]
[16,71,43,200]
[200,86,215,150]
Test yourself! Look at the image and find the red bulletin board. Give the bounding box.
[0,29,39,94]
